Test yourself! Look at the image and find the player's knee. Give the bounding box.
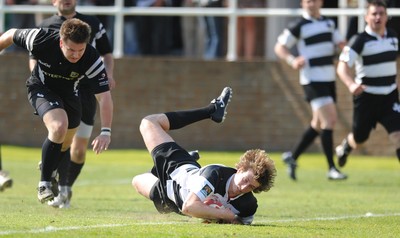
[71,148,86,163]
[325,116,337,128]
[131,176,138,188]
[131,176,142,193]
[139,115,157,134]
[48,121,68,140]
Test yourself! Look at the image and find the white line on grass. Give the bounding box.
[254,212,400,224]
[0,222,181,236]
[1,213,399,235]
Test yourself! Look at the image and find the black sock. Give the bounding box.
[320,129,335,169]
[292,126,319,160]
[57,148,71,186]
[66,161,84,187]
[41,138,62,181]
[165,104,215,130]
[396,148,400,163]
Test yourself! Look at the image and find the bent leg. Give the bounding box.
[41,108,69,182]
[43,108,69,143]
[71,136,90,164]
[140,114,174,153]
[315,102,337,130]
[132,172,159,199]
[315,102,337,169]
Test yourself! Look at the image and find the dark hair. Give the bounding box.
[59,18,91,44]
[367,0,387,9]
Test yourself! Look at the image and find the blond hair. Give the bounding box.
[235,149,277,193]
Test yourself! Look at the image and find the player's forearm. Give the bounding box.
[96,91,113,129]
[274,43,292,62]
[337,61,356,88]
[182,201,236,222]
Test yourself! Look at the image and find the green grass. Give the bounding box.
[0,145,399,237]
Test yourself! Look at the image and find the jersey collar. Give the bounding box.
[365,25,387,39]
[302,12,323,22]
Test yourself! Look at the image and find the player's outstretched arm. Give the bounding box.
[0,29,17,52]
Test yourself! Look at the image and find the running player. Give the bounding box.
[0,18,113,203]
[29,0,115,208]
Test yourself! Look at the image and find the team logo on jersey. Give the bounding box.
[70,72,79,78]
[200,184,213,197]
[390,38,398,49]
[98,73,107,81]
[326,22,332,29]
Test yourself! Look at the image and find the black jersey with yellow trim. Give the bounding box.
[13,28,109,97]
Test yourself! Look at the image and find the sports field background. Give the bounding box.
[0,145,399,237]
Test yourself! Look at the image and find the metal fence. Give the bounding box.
[1,0,400,60]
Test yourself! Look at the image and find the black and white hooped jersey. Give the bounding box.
[166,164,258,224]
[339,26,398,95]
[277,12,343,85]
[13,28,110,97]
[37,12,112,55]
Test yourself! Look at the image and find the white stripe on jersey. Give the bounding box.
[300,20,335,40]
[86,57,104,78]
[25,29,40,52]
[74,75,85,96]
[362,61,397,78]
[38,66,45,84]
[95,28,107,40]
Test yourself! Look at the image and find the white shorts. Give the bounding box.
[310,96,334,111]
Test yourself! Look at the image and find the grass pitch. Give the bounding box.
[0,145,399,237]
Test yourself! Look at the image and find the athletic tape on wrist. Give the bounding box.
[286,55,295,66]
[101,127,111,136]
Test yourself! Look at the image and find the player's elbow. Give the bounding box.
[181,203,191,216]
[274,43,286,59]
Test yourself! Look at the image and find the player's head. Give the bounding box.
[235,149,276,194]
[365,0,388,34]
[53,0,77,16]
[59,18,91,63]
[301,0,323,18]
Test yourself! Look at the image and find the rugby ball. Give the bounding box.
[204,198,225,209]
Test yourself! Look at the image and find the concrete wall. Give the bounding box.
[0,53,395,156]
